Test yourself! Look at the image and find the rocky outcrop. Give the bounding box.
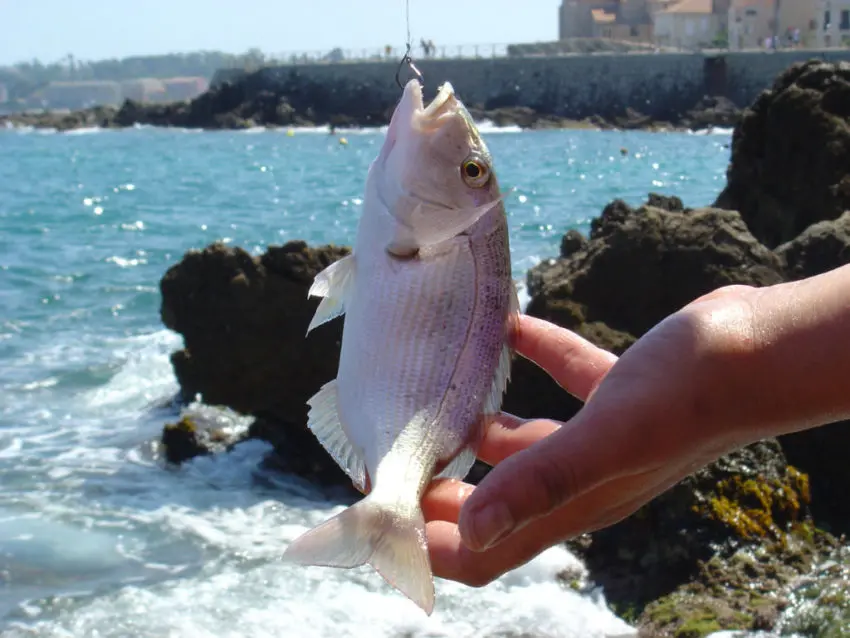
[680,95,742,130]
[504,195,784,423]
[159,240,353,487]
[777,210,850,281]
[148,59,850,636]
[715,59,850,248]
[505,196,850,636]
[1,64,742,133]
[156,191,850,635]
[771,212,850,537]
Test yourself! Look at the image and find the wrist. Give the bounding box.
[718,269,850,441]
[749,270,850,433]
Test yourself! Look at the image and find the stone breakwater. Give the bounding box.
[154,59,850,636]
[9,50,850,133]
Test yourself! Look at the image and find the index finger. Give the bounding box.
[511,315,618,402]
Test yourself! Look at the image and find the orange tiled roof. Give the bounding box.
[661,0,713,13]
[592,8,618,22]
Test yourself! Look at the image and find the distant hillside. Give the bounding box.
[0,49,267,103]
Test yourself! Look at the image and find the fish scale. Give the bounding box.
[284,79,518,616]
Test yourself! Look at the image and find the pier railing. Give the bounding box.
[220,39,849,69]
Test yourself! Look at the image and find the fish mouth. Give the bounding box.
[422,82,457,119]
[402,80,458,121]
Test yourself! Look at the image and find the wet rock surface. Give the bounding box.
[159,240,354,489]
[715,59,850,249]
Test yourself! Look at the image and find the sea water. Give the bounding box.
[0,124,740,637]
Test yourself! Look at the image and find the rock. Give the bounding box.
[527,197,783,338]
[714,59,850,248]
[500,195,824,628]
[638,532,835,637]
[775,545,850,636]
[584,439,817,613]
[159,240,351,484]
[559,229,587,257]
[161,417,211,464]
[771,211,850,536]
[778,422,850,537]
[776,210,850,280]
[682,95,743,130]
[1,66,749,133]
[613,107,654,130]
[159,411,248,465]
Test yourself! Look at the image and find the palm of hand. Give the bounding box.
[423,285,758,587]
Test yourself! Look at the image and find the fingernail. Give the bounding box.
[462,502,515,551]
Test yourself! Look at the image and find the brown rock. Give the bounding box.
[159,240,351,484]
[715,59,850,248]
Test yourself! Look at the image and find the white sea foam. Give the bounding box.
[0,325,637,637]
[689,126,734,136]
[277,120,525,137]
[61,126,104,136]
[476,119,523,134]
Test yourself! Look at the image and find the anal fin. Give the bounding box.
[435,445,477,481]
[306,379,367,491]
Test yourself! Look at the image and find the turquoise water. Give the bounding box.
[0,124,731,637]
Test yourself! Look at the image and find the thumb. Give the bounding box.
[457,412,616,552]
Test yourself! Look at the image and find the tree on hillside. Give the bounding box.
[0,49,276,101]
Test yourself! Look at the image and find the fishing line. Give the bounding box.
[395,0,423,89]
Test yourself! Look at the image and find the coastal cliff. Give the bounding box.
[154,59,850,636]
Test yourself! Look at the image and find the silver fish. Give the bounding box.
[283,79,518,615]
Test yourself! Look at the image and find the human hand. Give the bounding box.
[424,285,763,587]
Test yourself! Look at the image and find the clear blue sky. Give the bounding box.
[0,0,560,65]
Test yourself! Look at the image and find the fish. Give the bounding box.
[283,78,519,615]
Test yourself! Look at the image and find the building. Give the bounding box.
[162,77,209,102]
[560,1,613,38]
[813,0,850,47]
[37,81,122,109]
[776,0,815,46]
[121,78,167,103]
[653,0,723,48]
[728,0,776,49]
[727,0,849,49]
[559,0,654,41]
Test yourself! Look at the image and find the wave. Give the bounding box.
[689,126,734,136]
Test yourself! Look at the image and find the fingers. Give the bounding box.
[427,481,635,587]
[427,467,675,587]
[511,315,617,401]
[421,478,474,523]
[477,415,561,467]
[457,407,627,552]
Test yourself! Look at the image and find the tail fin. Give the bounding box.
[283,494,435,614]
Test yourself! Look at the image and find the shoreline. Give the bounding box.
[0,96,742,135]
[0,115,734,135]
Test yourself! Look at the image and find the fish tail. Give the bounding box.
[283,492,435,614]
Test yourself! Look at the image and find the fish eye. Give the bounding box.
[461,157,490,188]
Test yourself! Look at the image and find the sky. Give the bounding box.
[0,0,561,65]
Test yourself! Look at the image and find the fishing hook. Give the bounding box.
[395,42,424,89]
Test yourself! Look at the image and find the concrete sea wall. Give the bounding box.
[212,49,850,120]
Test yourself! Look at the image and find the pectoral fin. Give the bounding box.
[306,379,367,491]
[307,254,356,334]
